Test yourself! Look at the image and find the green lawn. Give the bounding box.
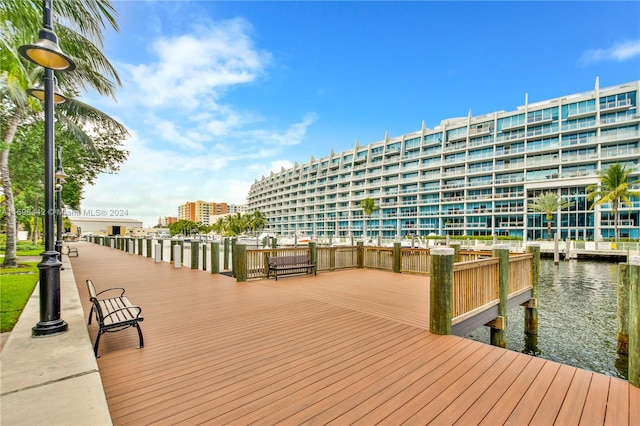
[0,262,39,332]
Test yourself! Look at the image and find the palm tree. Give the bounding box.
[586,163,640,242]
[211,217,226,237]
[222,213,247,236]
[359,197,380,242]
[1,0,125,266]
[528,191,574,240]
[247,210,266,235]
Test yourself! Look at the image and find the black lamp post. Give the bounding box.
[55,147,67,260]
[19,0,75,337]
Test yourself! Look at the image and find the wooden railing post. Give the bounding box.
[138,238,143,256]
[393,242,401,273]
[617,262,629,355]
[231,238,237,277]
[430,248,454,335]
[170,240,176,262]
[490,244,510,348]
[629,256,639,387]
[235,244,247,282]
[357,242,363,268]
[211,242,220,274]
[309,241,317,268]
[449,241,461,263]
[224,237,230,270]
[525,244,540,335]
[201,243,207,271]
[146,238,152,258]
[271,237,277,249]
[191,241,199,269]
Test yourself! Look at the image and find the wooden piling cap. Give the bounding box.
[431,248,454,256]
[492,244,510,250]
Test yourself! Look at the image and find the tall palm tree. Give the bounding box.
[528,191,574,240]
[1,0,125,266]
[586,163,640,242]
[359,197,380,242]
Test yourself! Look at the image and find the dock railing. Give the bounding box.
[431,245,538,344]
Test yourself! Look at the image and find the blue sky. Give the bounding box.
[79,1,640,227]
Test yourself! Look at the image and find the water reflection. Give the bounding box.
[466,258,628,379]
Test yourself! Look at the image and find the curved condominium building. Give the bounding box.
[247,79,639,241]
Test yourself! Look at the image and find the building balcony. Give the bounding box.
[600,98,632,111]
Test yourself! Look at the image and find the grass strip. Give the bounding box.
[1,262,39,332]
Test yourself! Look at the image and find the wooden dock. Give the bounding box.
[70,242,639,425]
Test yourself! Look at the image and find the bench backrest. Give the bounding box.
[87,279,98,301]
[268,255,311,266]
[86,279,107,325]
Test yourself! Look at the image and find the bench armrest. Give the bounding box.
[95,287,126,298]
[103,305,143,321]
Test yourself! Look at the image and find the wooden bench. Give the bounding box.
[66,245,79,257]
[267,255,316,280]
[86,279,144,357]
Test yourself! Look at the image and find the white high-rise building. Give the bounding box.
[247,80,639,241]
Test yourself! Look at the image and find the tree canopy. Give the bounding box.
[528,191,574,240]
[586,163,640,241]
[1,0,128,266]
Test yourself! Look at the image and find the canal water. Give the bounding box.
[465,258,628,379]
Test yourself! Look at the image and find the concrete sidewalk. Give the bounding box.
[0,249,112,425]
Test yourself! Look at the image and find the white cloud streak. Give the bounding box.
[578,39,640,66]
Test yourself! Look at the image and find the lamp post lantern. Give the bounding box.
[19,0,75,337]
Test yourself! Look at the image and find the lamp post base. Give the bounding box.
[33,250,68,337]
[32,319,68,336]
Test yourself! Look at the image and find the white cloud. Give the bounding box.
[248,113,319,147]
[121,17,270,111]
[578,39,640,66]
[80,16,319,227]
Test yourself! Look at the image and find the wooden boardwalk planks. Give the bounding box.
[69,242,640,425]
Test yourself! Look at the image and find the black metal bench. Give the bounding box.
[66,245,79,256]
[267,255,316,280]
[86,279,144,357]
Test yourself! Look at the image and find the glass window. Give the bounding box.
[498,113,525,131]
[404,137,421,149]
[447,126,467,141]
[423,133,443,146]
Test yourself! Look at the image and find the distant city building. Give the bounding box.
[228,204,248,214]
[247,79,640,241]
[159,216,178,226]
[177,201,245,225]
[68,217,143,236]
